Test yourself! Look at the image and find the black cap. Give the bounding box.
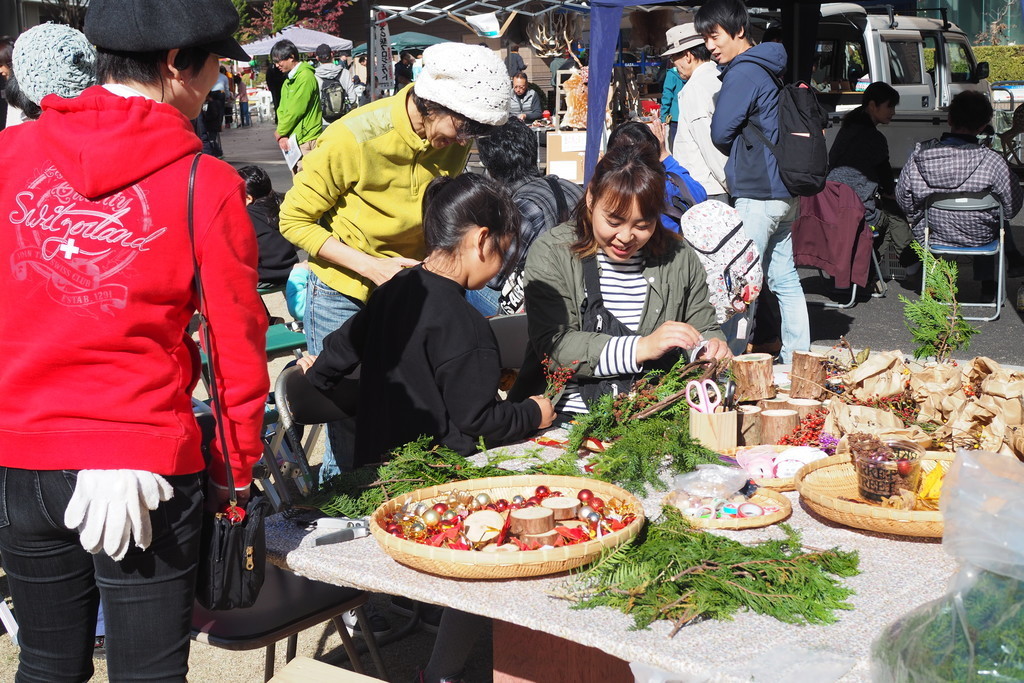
[84,0,250,62]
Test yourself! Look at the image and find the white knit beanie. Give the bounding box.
[13,23,97,106]
[414,43,510,126]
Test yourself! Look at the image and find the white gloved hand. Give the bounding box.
[64,470,174,561]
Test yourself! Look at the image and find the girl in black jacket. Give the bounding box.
[237,165,299,286]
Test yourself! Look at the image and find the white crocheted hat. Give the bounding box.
[414,43,510,126]
[13,23,97,105]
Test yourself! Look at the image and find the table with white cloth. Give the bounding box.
[263,428,958,682]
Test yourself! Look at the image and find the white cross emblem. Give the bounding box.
[58,238,81,260]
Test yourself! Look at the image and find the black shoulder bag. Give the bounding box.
[186,154,271,611]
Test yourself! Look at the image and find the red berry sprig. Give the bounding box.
[542,355,580,399]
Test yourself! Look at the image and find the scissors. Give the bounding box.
[686,380,722,414]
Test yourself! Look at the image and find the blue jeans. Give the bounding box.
[305,271,363,483]
[465,286,500,317]
[0,468,203,682]
[734,197,809,364]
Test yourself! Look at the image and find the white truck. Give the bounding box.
[807,3,991,168]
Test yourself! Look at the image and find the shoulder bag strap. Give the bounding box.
[740,61,784,155]
[186,153,237,504]
[544,175,570,224]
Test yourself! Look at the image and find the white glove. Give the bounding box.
[64,470,174,561]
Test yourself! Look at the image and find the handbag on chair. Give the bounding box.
[184,153,270,610]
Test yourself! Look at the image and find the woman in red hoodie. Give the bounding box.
[0,1,268,679]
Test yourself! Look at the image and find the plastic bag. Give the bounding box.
[672,464,749,499]
[871,449,1024,681]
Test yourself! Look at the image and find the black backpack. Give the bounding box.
[320,76,351,123]
[745,66,828,197]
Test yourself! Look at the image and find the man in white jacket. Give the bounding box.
[667,23,729,202]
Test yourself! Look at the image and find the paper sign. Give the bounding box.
[548,160,580,182]
[282,135,301,170]
[560,132,588,152]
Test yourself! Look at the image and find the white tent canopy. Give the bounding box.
[241,25,353,57]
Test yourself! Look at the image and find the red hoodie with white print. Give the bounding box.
[0,86,269,488]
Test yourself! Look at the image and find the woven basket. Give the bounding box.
[794,452,953,537]
[369,475,645,579]
[684,488,792,529]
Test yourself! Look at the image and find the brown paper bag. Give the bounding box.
[842,351,908,402]
[825,401,904,437]
[909,363,964,423]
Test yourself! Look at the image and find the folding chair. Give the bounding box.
[921,192,1005,322]
[260,366,358,509]
[192,563,388,682]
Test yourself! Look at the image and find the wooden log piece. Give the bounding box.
[737,405,762,446]
[790,351,828,400]
[787,398,823,421]
[509,506,554,537]
[689,408,737,452]
[522,529,560,547]
[731,353,776,402]
[757,397,790,411]
[541,497,580,521]
[760,409,799,446]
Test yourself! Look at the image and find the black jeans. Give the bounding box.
[0,468,204,682]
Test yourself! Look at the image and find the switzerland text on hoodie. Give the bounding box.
[0,86,269,486]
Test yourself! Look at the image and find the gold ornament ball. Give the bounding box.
[422,509,441,526]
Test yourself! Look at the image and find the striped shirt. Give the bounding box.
[558,252,648,414]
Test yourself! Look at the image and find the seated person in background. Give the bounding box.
[475,117,584,316]
[897,90,1024,296]
[510,146,730,417]
[237,165,299,288]
[827,81,915,269]
[299,173,554,465]
[509,72,542,123]
[606,120,707,233]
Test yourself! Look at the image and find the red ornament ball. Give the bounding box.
[590,496,604,511]
[527,496,542,506]
[494,499,509,512]
[386,523,402,536]
[535,485,550,498]
[577,488,593,503]
[432,503,448,514]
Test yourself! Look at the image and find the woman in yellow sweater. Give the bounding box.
[280,42,510,482]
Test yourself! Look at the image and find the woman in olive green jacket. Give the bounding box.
[512,146,731,413]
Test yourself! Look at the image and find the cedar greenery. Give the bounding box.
[899,242,979,362]
[559,508,860,634]
[872,569,1024,680]
[309,356,725,513]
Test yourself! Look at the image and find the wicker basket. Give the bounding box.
[683,488,792,530]
[794,452,953,537]
[369,475,645,579]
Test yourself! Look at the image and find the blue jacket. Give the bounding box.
[661,155,708,233]
[711,42,790,200]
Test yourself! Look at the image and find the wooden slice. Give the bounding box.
[731,353,776,402]
[463,510,507,545]
[737,404,762,446]
[541,497,580,521]
[790,351,827,400]
[522,529,560,547]
[509,506,554,537]
[760,409,799,446]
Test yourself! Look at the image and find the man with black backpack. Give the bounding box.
[696,0,810,364]
[314,43,358,126]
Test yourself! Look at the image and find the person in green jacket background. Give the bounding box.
[271,39,322,171]
[280,42,511,482]
[660,64,684,149]
[511,145,730,415]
